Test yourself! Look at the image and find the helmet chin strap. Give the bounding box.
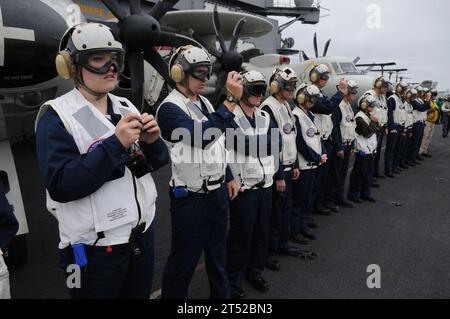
[75,67,111,100]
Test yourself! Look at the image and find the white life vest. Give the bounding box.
[354,111,378,154]
[365,89,388,126]
[260,96,297,167]
[314,113,333,140]
[156,89,227,192]
[404,101,414,129]
[412,98,425,123]
[338,100,357,143]
[419,98,428,122]
[292,107,322,170]
[228,106,275,190]
[35,89,157,249]
[388,94,407,126]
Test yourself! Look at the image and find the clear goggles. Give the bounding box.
[281,80,297,91]
[190,66,212,81]
[78,49,125,75]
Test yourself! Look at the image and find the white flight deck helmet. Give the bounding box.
[240,70,267,105]
[394,81,408,94]
[358,94,378,111]
[309,64,330,83]
[269,67,298,94]
[56,23,125,80]
[169,45,212,83]
[346,80,359,95]
[295,84,321,106]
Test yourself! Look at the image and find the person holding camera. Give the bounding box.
[347,96,379,203]
[156,46,242,299]
[35,23,169,299]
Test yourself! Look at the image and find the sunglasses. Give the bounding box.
[247,84,267,96]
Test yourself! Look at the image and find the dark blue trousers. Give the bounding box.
[374,129,385,176]
[393,126,406,170]
[443,114,450,138]
[385,127,400,174]
[269,170,293,254]
[291,169,316,235]
[329,145,352,203]
[227,187,272,290]
[60,226,155,299]
[348,154,374,200]
[408,122,425,161]
[162,185,229,299]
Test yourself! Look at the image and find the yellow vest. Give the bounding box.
[427,101,440,123]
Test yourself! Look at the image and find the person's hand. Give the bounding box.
[370,114,379,123]
[336,150,345,159]
[227,180,239,201]
[338,78,348,94]
[351,149,356,155]
[292,168,300,180]
[139,113,160,145]
[225,71,243,112]
[276,179,286,193]
[115,113,143,149]
[321,154,328,164]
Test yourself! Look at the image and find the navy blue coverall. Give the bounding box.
[36,98,169,299]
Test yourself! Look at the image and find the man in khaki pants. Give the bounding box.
[420,89,440,157]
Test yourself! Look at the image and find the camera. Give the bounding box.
[125,145,152,179]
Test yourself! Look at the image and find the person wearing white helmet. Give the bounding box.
[419,89,440,157]
[364,76,389,179]
[309,64,348,217]
[407,86,431,164]
[384,81,408,177]
[347,95,379,204]
[35,23,169,298]
[328,80,359,209]
[226,70,278,298]
[290,84,327,245]
[259,67,303,271]
[157,45,242,299]
[402,88,416,168]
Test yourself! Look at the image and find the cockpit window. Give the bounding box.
[332,62,342,74]
[340,62,357,73]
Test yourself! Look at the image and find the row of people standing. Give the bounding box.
[35,23,440,299]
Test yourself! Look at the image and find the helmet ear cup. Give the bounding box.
[270,80,279,95]
[310,68,319,83]
[297,93,306,105]
[170,63,185,83]
[360,99,368,111]
[55,50,75,80]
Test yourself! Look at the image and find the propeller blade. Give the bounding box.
[128,51,145,110]
[188,29,221,58]
[144,47,173,86]
[353,56,361,65]
[302,51,310,61]
[149,0,180,21]
[101,0,127,21]
[313,32,319,58]
[212,5,227,53]
[323,39,331,57]
[156,31,201,48]
[229,17,247,52]
[212,70,228,107]
[129,0,142,14]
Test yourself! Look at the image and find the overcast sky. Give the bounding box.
[275,0,450,91]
